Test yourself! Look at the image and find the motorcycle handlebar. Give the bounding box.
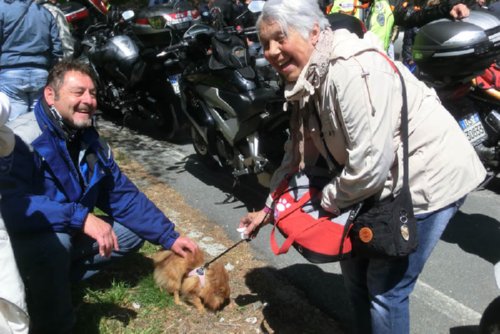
[156,40,190,58]
[155,23,258,60]
[223,25,258,37]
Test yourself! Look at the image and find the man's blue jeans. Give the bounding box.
[10,220,144,334]
[0,68,48,121]
[340,198,465,334]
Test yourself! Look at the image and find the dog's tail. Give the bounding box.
[151,250,174,264]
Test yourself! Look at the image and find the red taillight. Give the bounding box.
[135,18,150,25]
[167,12,178,20]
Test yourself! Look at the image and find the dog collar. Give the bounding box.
[188,267,206,287]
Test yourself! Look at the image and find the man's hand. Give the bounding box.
[450,3,470,20]
[238,209,272,239]
[170,237,198,258]
[82,213,119,257]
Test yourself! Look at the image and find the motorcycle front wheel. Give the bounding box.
[156,95,181,141]
[191,126,219,169]
[123,92,183,142]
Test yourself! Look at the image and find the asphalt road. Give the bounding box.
[99,118,500,334]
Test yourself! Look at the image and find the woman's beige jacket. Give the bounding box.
[266,28,486,215]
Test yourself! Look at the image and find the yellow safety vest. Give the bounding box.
[365,0,395,50]
[328,0,364,19]
[328,0,394,51]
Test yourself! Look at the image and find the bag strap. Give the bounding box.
[376,52,410,194]
[314,51,410,195]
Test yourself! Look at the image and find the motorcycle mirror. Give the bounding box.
[121,10,135,22]
[248,0,265,13]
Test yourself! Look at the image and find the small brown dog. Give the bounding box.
[152,248,230,312]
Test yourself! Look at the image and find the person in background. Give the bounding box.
[0,92,29,334]
[208,0,237,26]
[0,0,63,121]
[238,0,486,333]
[38,0,75,58]
[326,0,395,54]
[0,59,198,334]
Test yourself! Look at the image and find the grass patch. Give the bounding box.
[72,242,174,334]
[130,275,173,308]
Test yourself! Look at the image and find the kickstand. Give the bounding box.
[220,192,237,204]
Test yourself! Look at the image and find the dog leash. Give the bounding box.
[202,238,248,269]
[201,210,271,269]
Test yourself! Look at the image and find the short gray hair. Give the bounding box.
[256,0,330,40]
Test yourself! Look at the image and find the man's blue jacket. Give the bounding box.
[0,0,63,69]
[0,99,180,249]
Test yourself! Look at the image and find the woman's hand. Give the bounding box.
[238,209,273,239]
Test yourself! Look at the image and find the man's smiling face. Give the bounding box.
[44,70,97,129]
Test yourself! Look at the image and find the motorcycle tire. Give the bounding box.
[157,95,181,141]
[190,126,219,169]
[123,93,182,142]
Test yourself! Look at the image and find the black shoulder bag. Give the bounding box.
[348,54,418,258]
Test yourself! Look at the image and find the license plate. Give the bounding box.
[458,112,487,144]
[168,75,180,95]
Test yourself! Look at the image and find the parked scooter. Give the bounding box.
[159,1,289,186]
[412,10,500,179]
[80,9,183,140]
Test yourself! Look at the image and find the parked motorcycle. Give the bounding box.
[80,9,183,140]
[413,10,500,179]
[159,2,289,186]
[132,0,200,49]
[61,0,110,55]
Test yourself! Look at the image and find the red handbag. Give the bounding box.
[269,169,355,263]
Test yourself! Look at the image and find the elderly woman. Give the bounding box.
[238,0,486,333]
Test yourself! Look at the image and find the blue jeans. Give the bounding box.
[340,198,465,334]
[0,68,48,121]
[10,220,144,334]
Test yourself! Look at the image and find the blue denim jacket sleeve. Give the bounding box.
[95,155,180,249]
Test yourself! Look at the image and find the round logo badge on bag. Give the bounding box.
[359,227,373,243]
